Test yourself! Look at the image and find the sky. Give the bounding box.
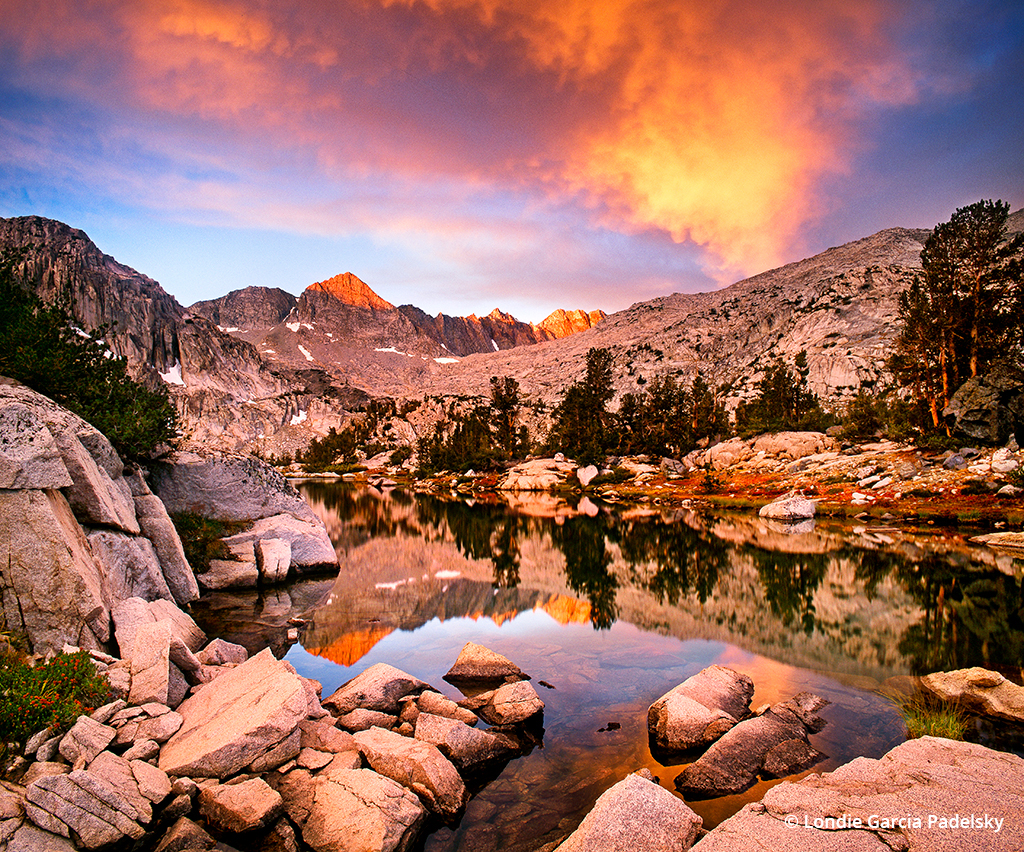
[1,1,1022,322]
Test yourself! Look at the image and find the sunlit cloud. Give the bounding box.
[0,0,1019,311]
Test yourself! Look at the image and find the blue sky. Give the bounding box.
[1,0,1021,322]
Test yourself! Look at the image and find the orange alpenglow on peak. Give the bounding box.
[307,272,395,310]
[537,308,607,338]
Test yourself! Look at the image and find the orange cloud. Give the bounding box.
[379,0,928,273]
[0,0,932,280]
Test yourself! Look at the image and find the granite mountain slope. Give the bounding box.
[2,210,1019,455]
[418,210,1024,411]
[0,216,600,451]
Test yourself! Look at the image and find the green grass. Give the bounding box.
[169,512,248,572]
[888,691,968,741]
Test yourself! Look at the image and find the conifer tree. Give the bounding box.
[890,199,1023,430]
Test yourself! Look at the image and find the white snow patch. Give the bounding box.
[290,410,307,426]
[434,357,460,364]
[217,325,240,333]
[286,321,301,332]
[264,349,276,354]
[375,578,411,590]
[434,570,462,579]
[441,343,449,351]
[326,332,333,338]
[302,322,313,330]
[491,339,499,351]
[298,345,314,362]
[375,346,415,357]
[159,362,185,386]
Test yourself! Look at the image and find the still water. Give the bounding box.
[193,484,1024,851]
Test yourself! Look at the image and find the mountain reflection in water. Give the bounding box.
[299,483,1024,680]
[199,483,1023,852]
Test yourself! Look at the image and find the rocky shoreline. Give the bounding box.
[3,378,1023,851]
[334,430,1023,530]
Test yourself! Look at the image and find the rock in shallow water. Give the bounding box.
[648,665,754,752]
[758,492,816,521]
[676,692,829,798]
[553,772,702,852]
[444,641,528,684]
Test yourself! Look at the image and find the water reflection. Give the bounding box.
[180,484,1024,851]
[298,483,1024,679]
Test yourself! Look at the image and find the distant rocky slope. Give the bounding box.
[411,207,1022,410]
[190,271,606,362]
[2,209,1020,455]
[0,216,600,451]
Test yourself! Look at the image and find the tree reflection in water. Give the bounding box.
[298,484,1024,676]
[549,515,618,629]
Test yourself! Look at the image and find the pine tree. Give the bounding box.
[890,200,1023,430]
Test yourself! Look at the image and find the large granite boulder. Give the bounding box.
[648,665,754,752]
[554,771,702,852]
[750,432,838,461]
[693,737,1024,851]
[150,448,337,578]
[301,768,426,852]
[496,458,578,491]
[0,488,110,653]
[758,492,816,521]
[24,769,147,849]
[198,778,283,834]
[444,642,527,684]
[944,364,1024,445]
[112,596,207,660]
[158,649,309,778]
[472,680,545,726]
[131,492,199,605]
[323,663,428,717]
[0,398,73,489]
[86,531,173,603]
[921,667,1024,723]
[0,382,199,656]
[413,713,517,774]
[354,726,468,818]
[676,692,829,798]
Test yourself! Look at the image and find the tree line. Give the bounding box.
[297,198,1022,472]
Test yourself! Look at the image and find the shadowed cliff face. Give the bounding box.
[297,485,1024,682]
[0,215,606,451]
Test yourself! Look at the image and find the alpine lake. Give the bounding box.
[190,482,1024,852]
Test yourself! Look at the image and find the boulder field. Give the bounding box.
[0,640,544,851]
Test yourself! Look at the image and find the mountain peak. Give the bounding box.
[537,308,607,338]
[307,272,394,310]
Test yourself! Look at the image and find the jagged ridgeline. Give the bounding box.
[1,211,1021,458]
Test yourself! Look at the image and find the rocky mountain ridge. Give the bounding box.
[190,273,607,360]
[417,211,1024,409]
[2,209,1021,455]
